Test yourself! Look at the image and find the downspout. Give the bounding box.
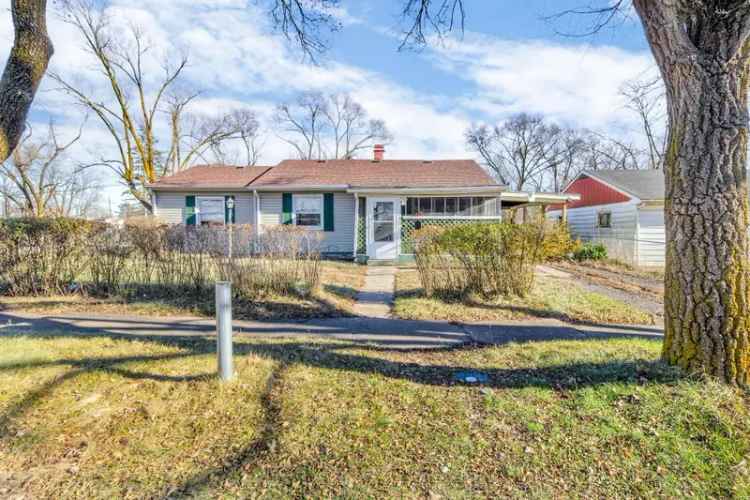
[151,190,158,218]
[353,193,359,258]
[253,190,260,254]
[634,201,641,266]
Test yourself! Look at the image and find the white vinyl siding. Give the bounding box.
[548,201,639,264]
[637,208,666,267]
[258,192,355,255]
[152,191,254,226]
[260,193,283,226]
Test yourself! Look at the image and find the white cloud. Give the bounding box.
[426,33,656,132]
[0,1,658,210]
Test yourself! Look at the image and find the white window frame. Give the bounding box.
[403,196,502,220]
[293,194,324,230]
[196,196,226,226]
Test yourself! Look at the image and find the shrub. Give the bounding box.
[0,217,94,295]
[225,226,322,298]
[413,222,546,298]
[88,223,134,295]
[413,226,465,296]
[0,216,322,302]
[541,222,581,261]
[573,242,608,261]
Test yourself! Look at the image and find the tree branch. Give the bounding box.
[0,0,53,162]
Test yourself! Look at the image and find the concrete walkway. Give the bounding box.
[0,310,663,350]
[352,266,397,319]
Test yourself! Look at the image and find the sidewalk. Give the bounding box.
[352,266,397,318]
[0,310,663,350]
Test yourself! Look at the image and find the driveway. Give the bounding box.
[0,310,663,350]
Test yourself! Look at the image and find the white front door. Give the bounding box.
[367,197,400,260]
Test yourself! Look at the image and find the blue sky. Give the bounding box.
[0,0,656,209]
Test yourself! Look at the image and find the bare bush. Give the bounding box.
[413,222,546,299]
[222,226,322,298]
[88,223,134,295]
[0,218,93,295]
[0,217,323,303]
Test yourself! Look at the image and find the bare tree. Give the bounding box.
[275,92,391,160]
[324,94,392,159]
[466,114,563,190]
[579,132,642,172]
[52,169,102,218]
[0,122,101,217]
[620,74,666,170]
[166,106,261,173]
[275,92,327,160]
[267,0,342,58]
[545,128,589,192]
[400,0,750,384]
[399,0,465,49]
[52,0,261,211]
[0,0,53,163]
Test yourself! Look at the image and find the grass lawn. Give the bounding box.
[394,268,655,325]
[0,261,365,321]
[0,331,747,498]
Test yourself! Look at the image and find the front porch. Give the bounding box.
[350,189,573,264]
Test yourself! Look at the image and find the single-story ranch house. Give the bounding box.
[546,169,665,267]
[148,146,578,263]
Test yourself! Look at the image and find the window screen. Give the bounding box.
[294,195,323,228]
[597,212,612,228]
[198,198,225,226]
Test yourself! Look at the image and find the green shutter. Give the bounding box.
[323,193,334,232]
[282,193,293,225]
[185,195,196,225]
[224,195,236,224]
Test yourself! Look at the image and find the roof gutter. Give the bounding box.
[253,184,350,192]
[501,192,581,203]
[346,185,505,195]
[637,199,664,208]
[147,185,253,192]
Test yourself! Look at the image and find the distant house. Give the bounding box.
[547,169,665,267]
[148,146,577,263]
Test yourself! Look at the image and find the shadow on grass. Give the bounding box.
[0,326,680,496]
[322,283,358,301]
[1,280,357,321]
[0,325,678,395]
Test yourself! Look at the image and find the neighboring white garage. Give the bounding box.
[547,169,666,268]
[637,208,666,267]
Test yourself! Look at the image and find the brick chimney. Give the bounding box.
[373,144,385,161]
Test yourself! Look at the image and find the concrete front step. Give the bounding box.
[366,259,399,266]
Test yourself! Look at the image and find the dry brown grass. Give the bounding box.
[0,261,367,321]
[394,268,655,325]
[0,333,747,498]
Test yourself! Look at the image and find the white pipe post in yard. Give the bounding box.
[215,281,234,381]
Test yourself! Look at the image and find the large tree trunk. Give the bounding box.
[635,1,750,385]
[662,67,750,385]
[0,0,52,162]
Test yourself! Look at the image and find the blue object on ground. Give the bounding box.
[454,371,489,384]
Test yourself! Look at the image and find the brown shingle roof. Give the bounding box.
[149,165,272,189]
[251,159,498,188]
